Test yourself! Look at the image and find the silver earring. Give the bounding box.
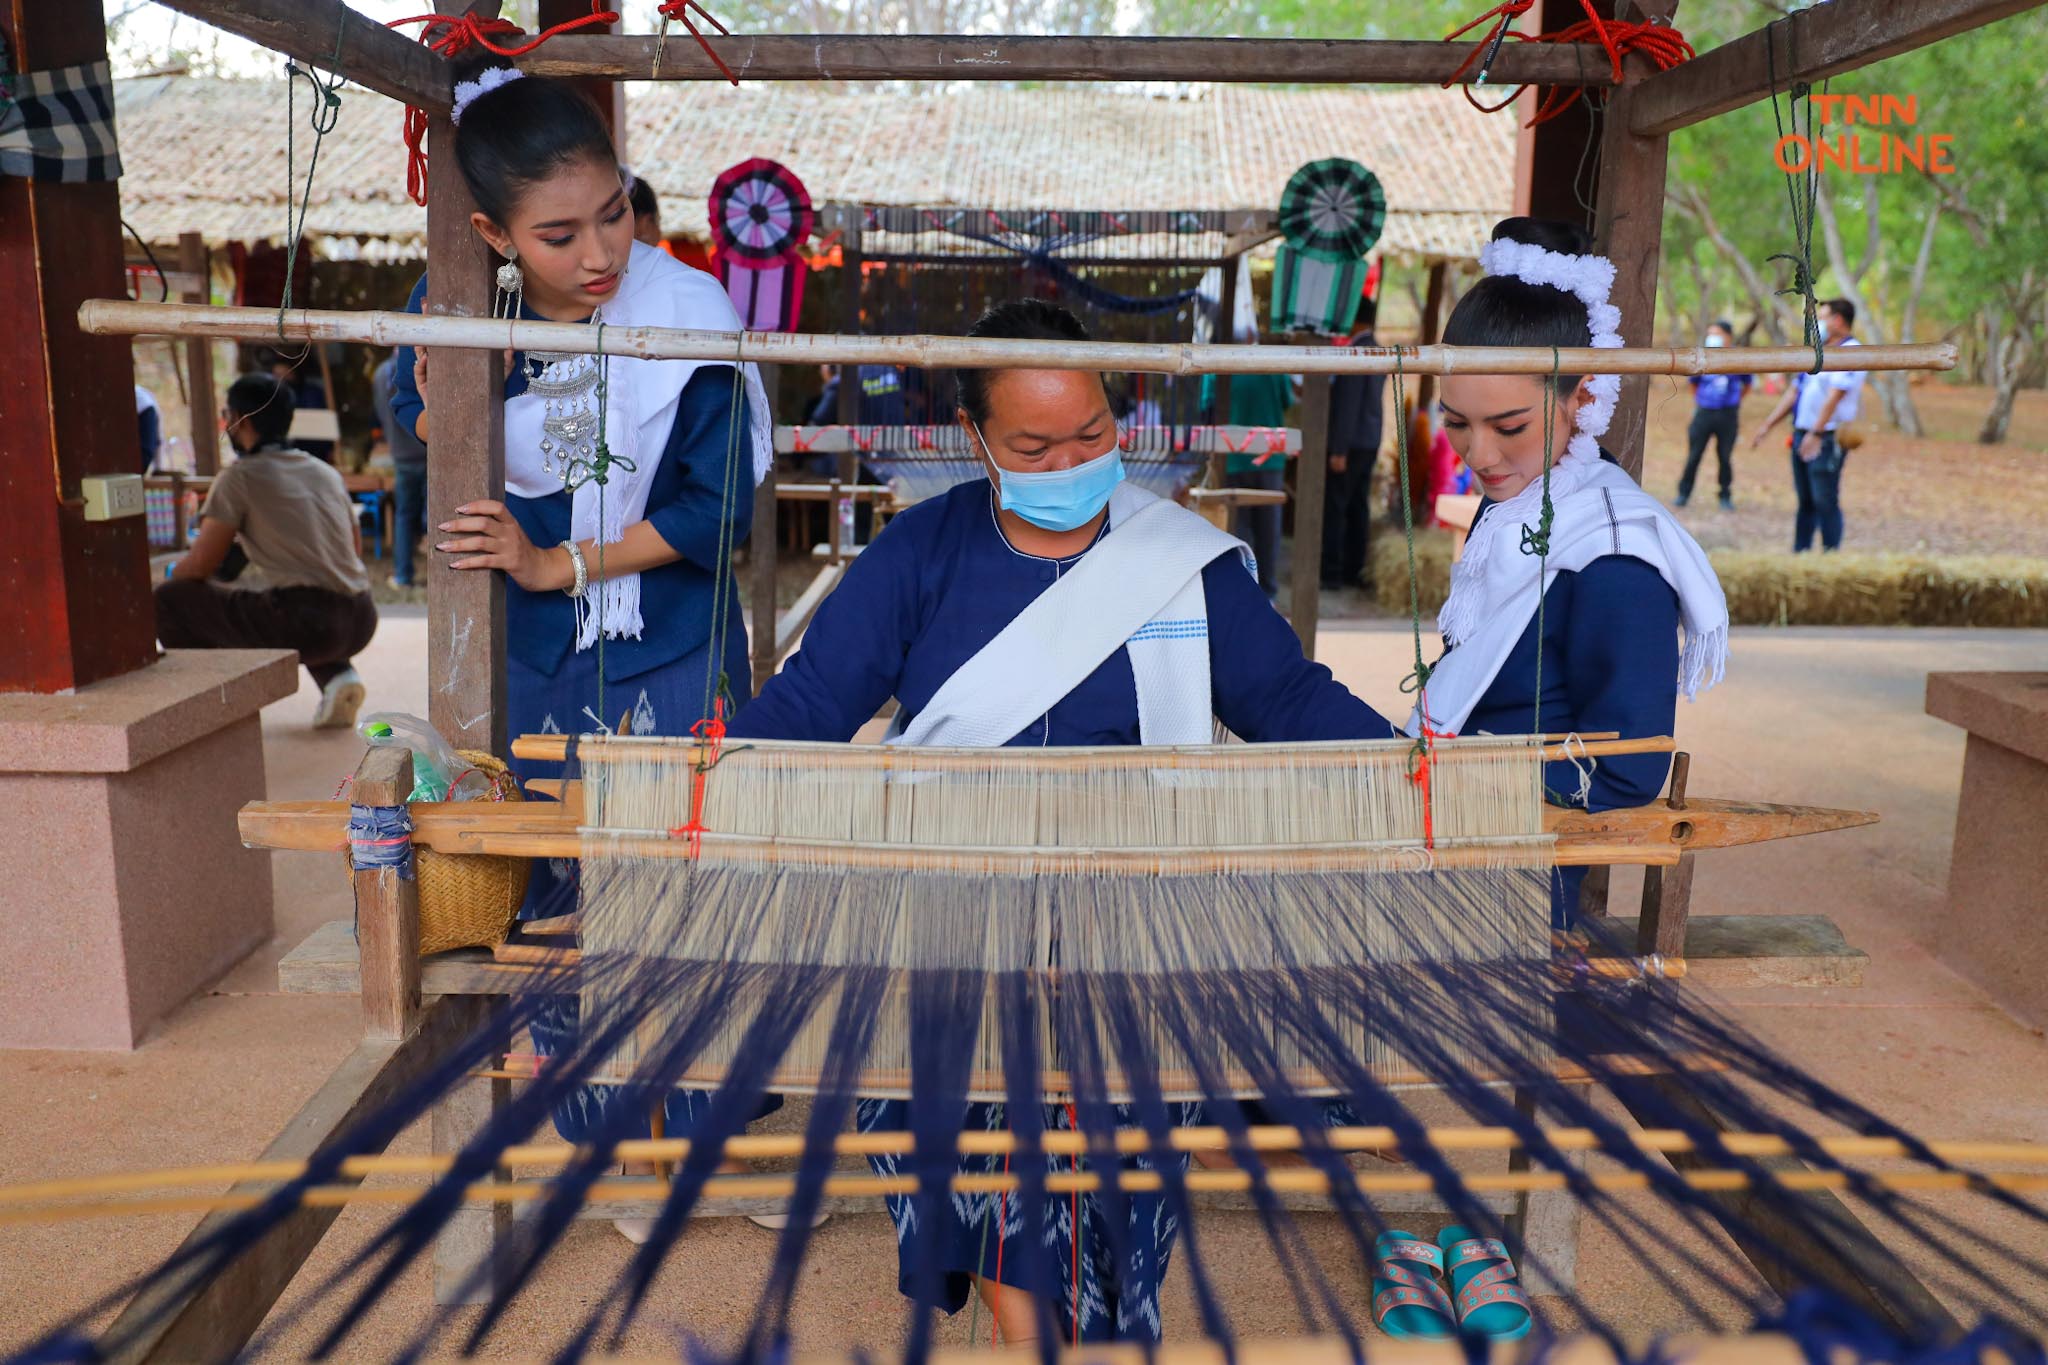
[493,249,523,319]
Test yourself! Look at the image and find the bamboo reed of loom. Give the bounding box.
[9,1126,2042,1211]
[575,831,1598,876]
[5,1162,2044,1229]
[76,300,1957,378]
[509,733,1676,768]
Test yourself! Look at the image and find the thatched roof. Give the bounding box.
[114,76,1512,264]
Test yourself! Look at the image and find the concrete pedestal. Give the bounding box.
[0,649,299,1049]
[1927,671,2048,1029]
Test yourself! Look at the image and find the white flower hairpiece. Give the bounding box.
[1477,236,1624,464]
[451,67,524,126]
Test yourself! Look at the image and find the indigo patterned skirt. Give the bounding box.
[510,619,772,1145]
[855,1098,1200,1344]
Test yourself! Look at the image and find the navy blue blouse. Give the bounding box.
[730,480,1398,746]
[1454,497,1682,921]
[389,276,753,681]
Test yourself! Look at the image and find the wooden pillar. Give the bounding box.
[834,222,861,543]
[1512,0,1605,230]
[1591,0,1680,483]
[749,366,781,693]
[1207,254,1241,490]
[178,233,221,475]
[425,0,507,754]
[1288,369,1331,658]
[1413,260,1450,425]
[351,747,421,1042]
[0,0,155,693]
[538,0,625,153]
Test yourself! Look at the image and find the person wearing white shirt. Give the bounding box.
[1750,298,1865,551]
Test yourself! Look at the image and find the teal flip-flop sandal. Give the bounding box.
[1438,1224,1534,1341]
[1371,1230,1456,1340]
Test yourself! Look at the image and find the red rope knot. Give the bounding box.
[853,428,874,453]
[1441,0,1691,126]
[669,698,729,857]
[789,426,817,454]
[387,3,624,206]
[655,0,738,86]
[916,426,937,451]
[1407,717,1453,851]
[1253,426,1289,467]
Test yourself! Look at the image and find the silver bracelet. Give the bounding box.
[560,539,589,599]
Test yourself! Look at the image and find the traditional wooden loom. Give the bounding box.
[39,0,2048,1359]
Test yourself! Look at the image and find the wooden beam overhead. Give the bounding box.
[519,34,1623,85]
[1629,0,2048,137]
[151,0,454,109]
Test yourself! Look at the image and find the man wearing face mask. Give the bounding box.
[1676,319,1750,510]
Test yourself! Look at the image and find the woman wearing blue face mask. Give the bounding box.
[728,299,1396,1346]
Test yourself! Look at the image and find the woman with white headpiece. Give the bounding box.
[1421,217,1730,927]
[386,58,776,1216]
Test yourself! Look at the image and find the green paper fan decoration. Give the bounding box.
[1277,158,1386,261]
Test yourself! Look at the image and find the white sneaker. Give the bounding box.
[313,667,366,730]
[748,1208,831,1231]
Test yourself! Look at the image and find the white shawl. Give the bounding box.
[1407,448,1729,738]
[892,483,1252,748]
[503,241,773,650]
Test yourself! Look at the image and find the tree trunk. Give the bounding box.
[1978,330,2027,444]
[1664,185,1787,344]
[1814,178,1922,437]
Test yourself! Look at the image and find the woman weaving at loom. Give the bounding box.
[728,299,1401,1345]
[1417,218,1730,927]
[391,63,775,1200]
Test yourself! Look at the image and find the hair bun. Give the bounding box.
[1491,216,1595,259]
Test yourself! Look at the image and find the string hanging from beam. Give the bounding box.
[1442,0,1694,123]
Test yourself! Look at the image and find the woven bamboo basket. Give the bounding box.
[344,750,531,956]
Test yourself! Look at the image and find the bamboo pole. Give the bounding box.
[508,732,1673,767]
[6,1161,2043,1228]
[10,1125,2042,1211]
[77,300,1957,378]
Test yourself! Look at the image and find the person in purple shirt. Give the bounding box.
[1676,318,1751,510]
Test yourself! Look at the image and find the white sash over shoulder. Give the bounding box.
[894,483,1253,749]
[502,240,773,651]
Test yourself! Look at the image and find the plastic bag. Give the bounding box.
[358,712,492,803]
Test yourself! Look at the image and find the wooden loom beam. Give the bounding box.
[1629,0,2048,137]
[75,301,1960,379]
[515,35,1626,86]
[149,0,454,110]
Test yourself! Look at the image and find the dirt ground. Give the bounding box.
[1635,378,2048,559]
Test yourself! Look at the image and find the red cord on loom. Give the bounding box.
[1442,0,1692,126]
[1408,717,1451,851]
[669,699,728,857]
[386,2,623,206]
[657,0,740,85]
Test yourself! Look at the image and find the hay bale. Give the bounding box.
[1363,523,2048,629]
[1371,526,1455,616]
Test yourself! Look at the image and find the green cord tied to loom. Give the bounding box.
[276,22,348,345]
[1521,348,1562,739]
[1765,23,1829,376]
[556,321,639,731]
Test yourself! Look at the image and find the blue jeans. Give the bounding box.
[1789,429,1845,552]
[392,462,428,585]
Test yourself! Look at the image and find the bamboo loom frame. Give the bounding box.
[77,300,1956,379]
[69,1,2048,1360]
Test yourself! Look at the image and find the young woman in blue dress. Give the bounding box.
[1417,217,1730,927]
[389,61,776,1218]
